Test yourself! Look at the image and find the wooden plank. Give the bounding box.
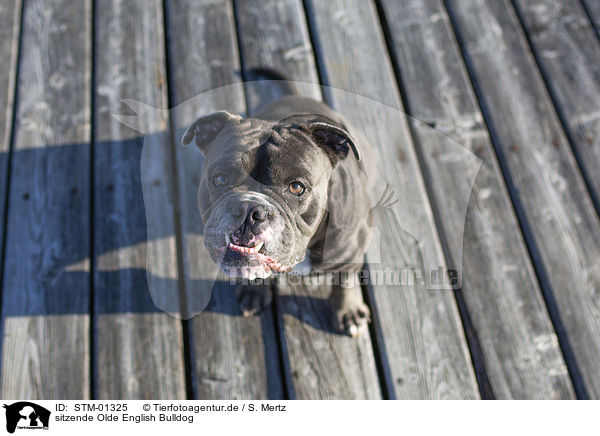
[234,0,321,106]
[277,279,381,398]
[446,0,600,398]
[512,0,600,210]
[306,0,479,398]
[0,0,91,398]
[0,0,21,275]
[378,0,574,398]
[93,0,186,399]
[165,0,284,399]
[234,0,381,399]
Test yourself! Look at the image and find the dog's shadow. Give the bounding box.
[204,280,343,336]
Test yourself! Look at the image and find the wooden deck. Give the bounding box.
[0,0,599,399]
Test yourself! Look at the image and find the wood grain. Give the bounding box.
[277,278,381,398]
[165,0,284,399]
[0,0,21,274]
[446,0,600,398]
[306,0,479,398]
[234,0,321,108]
[235,0,381,399]
[93,0,186,399]
[512,0,600,210]
[379,0,574,398]
[0,0,91,398]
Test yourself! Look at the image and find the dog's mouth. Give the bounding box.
[222,234,291,274]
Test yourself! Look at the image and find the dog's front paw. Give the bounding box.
[330,298,371,338]
[236,284,273,317]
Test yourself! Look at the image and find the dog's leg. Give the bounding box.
[328,271,371,337]
[236,282,273,317]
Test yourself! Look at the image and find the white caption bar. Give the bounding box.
[0,400,594,436]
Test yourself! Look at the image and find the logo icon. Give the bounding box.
[2,402,50,433]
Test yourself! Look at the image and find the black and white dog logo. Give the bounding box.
[2,402,50,433]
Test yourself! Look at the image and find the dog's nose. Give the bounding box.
[247,204,266,224]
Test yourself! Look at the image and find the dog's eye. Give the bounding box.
[288,181,305,196]
[213,174,229,187]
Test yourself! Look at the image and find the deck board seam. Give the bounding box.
[89,0,98,400]
[0,0,24,383]
[579,0,600,41]
[161,0,197,400]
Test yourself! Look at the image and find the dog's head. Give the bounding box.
[182,111,360,280]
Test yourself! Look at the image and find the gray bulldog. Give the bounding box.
[182,83,375,337]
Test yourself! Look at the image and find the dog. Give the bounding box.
[182,70,376,337]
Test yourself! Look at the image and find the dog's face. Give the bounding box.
[182,111,359,280]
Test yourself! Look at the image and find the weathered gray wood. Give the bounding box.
[0,0,91,398]
[512,0,600,210]
[379,0,574,398]
[93,0,186,399]
[235,0,381,399]
[581,0,600,35]
[165,0,284,399]
[446,0,600,398]
[277,278,381,398]
[306,0,479,398]
[0,0,21,276]
[234,0,321,106]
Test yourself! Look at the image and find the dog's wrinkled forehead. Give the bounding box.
[208,118,333,186]
[183,110,360,170]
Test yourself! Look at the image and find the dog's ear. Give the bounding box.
[181,111,242,154]
[298,116,361,166]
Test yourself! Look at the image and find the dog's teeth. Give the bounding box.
[225,234,231,246]
[255,241,264,252]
